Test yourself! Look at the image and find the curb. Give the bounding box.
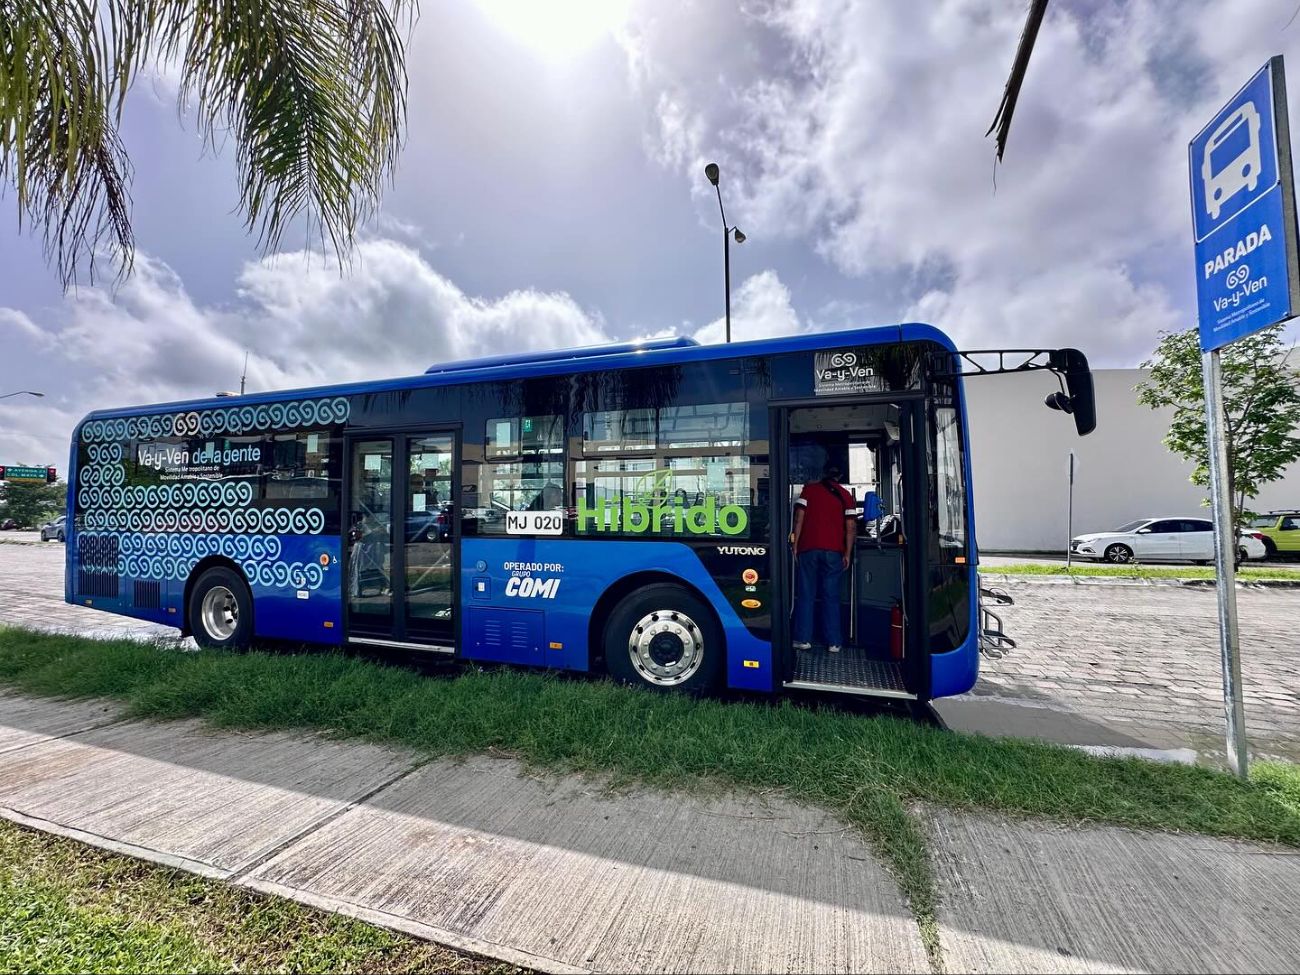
[980,572,1300,590]
[0,804,582,975]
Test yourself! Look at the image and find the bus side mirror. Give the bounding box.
[1047,348,1096,437]
[1045,391,1072,413]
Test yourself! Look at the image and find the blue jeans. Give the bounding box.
[793,549,844,647]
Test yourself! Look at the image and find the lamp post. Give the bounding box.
[0,391,43,400]
[704,163,745,343]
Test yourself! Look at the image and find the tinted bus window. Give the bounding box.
[583,409,655,453]
[933,406,966,557]
[658,403,747,449]
[266,431,336,499]
[486,414,563,459]
[478,413,567,533]
[576,401,752,539]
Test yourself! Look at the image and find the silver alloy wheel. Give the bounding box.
[200,585,239,641]
[627,609,704,686]
[1106,544,1131,564]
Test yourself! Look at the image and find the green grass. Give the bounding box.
[0,818,523,974]
[980,562,1300,581]
[1254,761,1300,818]
[1,626,1298,938]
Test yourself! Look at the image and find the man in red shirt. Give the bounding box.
[791,463,859,652]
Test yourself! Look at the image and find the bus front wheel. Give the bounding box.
[188,567,253,651]
[604,584,722,695]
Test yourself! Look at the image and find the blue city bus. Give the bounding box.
[66,324,1094,702]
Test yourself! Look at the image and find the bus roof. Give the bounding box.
[78,322,956,422]
[424,336,699,375]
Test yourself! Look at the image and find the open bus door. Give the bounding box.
[768,346,1095,702]
[770,397,928,700]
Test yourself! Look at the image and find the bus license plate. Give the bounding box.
[506,511,564,535]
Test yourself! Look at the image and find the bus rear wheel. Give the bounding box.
[188,567,253,651]
[604,584,722,695]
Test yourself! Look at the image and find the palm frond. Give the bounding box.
[1,0,134,287]
[1,0,413,288]
[155,0,414,260]
[987,0,1050,162]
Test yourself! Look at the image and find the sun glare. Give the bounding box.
[476,0,632,60]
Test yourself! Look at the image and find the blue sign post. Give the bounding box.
[1187,56,1299,780]
[1190,57,1300,350]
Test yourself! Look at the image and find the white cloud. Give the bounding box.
[0,308,53,347]
[1,239,611,463]
[622,0,1299,363]
[694,269,806,344]
[365,212,439,249]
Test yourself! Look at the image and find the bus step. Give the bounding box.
[783,648,914,700]
[349,636,455,654]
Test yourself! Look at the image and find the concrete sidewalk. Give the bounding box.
[2,691,1298,974]
[0,691,926,974]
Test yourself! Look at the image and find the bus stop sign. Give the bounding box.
[1186,56,1300,780]
[1189,56,1300,352]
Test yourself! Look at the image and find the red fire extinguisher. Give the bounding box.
[889,602,904,660]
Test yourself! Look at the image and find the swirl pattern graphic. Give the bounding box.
[75,397,347,594]
[78,481,257,511]
[81,506,325,535]
[88,531,325,589]
[81,397,349,443]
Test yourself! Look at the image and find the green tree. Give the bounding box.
[1,0,412,289]
[1135,324,1300,526]
[0,478,66,528]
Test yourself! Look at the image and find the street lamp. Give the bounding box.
[704,162,745,343]
[0,390,43,400]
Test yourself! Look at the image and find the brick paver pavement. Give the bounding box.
[974,576,1300,754]
[0,540,177,641]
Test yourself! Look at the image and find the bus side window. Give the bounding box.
[479,414,566,534]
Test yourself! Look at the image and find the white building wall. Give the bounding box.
[965,368,1300,552]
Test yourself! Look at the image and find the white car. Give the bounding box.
[1070,517,1267,564]
[40,515,66,542]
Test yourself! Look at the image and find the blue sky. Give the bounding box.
[3,0,1299,463]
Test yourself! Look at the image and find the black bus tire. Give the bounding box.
[188,567,254,651]
[603,583,723,695]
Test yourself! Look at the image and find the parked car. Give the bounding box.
[1248,510,1300,559]
[40,515,66,542]
[0,519,16,531]
[1071,517,1266,564]
[404,505,453,543]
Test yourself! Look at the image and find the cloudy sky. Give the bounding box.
[3,0,1299,464]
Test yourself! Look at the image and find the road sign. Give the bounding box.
[1184,56,1300,780]
[1189,56,1300,352]
[0,465,53,484]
